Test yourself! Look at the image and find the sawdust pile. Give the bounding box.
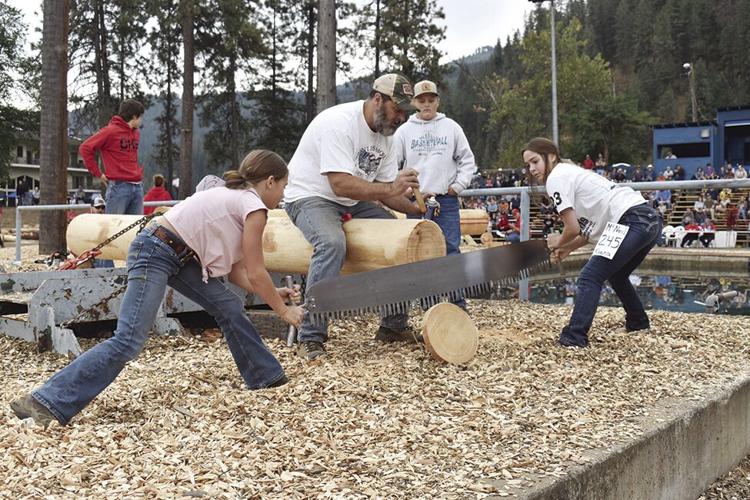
[2,300,749,497]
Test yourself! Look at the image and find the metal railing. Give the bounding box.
[460,178,750,300]
[13,200,182,264]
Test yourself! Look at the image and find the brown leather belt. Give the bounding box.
[152,226,195,262]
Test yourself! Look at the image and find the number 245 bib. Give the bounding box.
[592,222,629,260]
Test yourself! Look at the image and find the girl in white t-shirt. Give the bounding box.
[13,150,304,427]
[523,138,661,347]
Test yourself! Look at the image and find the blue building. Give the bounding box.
[652,106,750,177]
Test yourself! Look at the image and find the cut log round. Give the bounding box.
[66,214,446,275]
[422,303,479,365]
[459,209,490,235]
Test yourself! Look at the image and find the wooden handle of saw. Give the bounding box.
[413,187,427,214]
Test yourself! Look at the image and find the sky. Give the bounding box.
[437,0,533,62]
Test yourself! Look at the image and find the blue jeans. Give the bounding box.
[99,181,144,267]
[408,194,466,309]
[32,226,284,424]
[105,181,144,216]
[285,197,409,343]
[561,204,661,347]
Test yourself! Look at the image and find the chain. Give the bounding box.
[89,213,158,253]
[59,213,159,326]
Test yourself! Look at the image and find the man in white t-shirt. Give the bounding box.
[284,73,422,361]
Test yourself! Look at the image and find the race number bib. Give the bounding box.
[592,222,629,260]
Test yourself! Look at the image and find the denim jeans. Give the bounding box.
[32,225,284,424]
[105,181,144,216]
[408,194,466,309]
[560,204,661,347]
[285,197,409,343]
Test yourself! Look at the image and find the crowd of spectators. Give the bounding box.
[462,155,750,240]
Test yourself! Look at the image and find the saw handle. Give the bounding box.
[285,275,298,346]
[413,187,427,214]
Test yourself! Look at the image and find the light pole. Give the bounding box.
[529,0,559,145]
[683,62,698,122]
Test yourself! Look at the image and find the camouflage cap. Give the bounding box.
[373,73,415,111]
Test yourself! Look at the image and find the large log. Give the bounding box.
[66,214,446,274]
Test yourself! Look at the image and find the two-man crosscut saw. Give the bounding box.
[304,239,550,323]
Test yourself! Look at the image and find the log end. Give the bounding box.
[405,219,446,263]
[422,303,479,365]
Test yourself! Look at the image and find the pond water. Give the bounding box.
[491,274,750,315]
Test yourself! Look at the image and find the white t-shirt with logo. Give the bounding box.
[545,162,646,242]
[284,100,397,207]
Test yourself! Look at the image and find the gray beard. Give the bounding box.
[373,106,397,136]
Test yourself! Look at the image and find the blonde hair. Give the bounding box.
[153,174,165,187]
[223,150,288,190]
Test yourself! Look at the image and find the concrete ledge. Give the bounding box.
[518,372,750,500]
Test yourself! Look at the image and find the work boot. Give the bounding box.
[374,326,423,344]
[10,394,59,427]
[297,341,327,361]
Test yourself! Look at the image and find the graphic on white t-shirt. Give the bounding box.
[356,145,386,179]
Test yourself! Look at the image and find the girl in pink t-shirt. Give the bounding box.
[13,150,304,427]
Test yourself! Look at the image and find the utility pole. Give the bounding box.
[683,62,698,122]
[529,0,559,145]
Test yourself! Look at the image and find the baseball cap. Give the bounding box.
[92,196,105,208]
[414,80,439,98]
[372,73,415,111]
[196,174,226,192]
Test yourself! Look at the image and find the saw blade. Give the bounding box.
[305,239,550,323]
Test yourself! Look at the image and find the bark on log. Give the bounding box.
[66,214,446,274]
[422,303,479,365]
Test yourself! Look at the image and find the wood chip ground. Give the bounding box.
[3,295,750,497]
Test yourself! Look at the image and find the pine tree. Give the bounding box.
[147,0,181,191]
[39,0,70,253]
[372,0,445,81]
[196,0,267,169]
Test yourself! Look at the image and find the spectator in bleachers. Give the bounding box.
[738,196,748,220]
[663,165,674,180]
[703,191,716,220]
[700,219,716,247]
[681,222,701,247]
[633,166,643,182]
[595,153,606,175]
[657,188,672,209]
[694,194,706,212]
[505,208,522,243]
[644,164,655,181]
[674,164,686,181]
[682,208,695,226]
[705,163,715,178]
[486,196,498,221]
[691,167,705,180]
[540,195,554,215]
[509,194,521,211]
[735,164,747,179]
[694,206,706,225]
[582,154,594,170]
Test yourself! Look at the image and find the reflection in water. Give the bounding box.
[491,276,750,315]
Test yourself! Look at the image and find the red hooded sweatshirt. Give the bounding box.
[143,186,173,215]
[79,115,143,182]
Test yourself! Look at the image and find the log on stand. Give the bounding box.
[422,303,479,365]
[67,214,447,274]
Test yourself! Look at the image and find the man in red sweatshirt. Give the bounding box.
[143,174,173,215]
[80,99,145,216]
